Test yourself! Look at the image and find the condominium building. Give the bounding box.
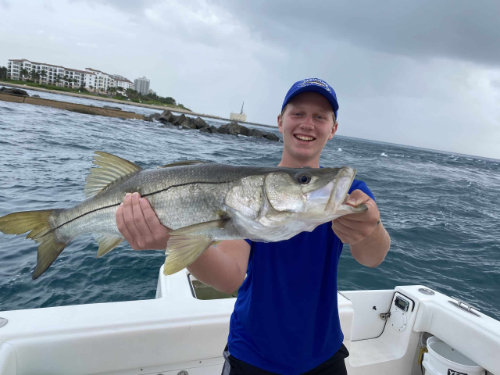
[85,68,113,92]
[6,59,134,93]
[134,76,150,95]
[112,75,134,92]
[8,59,67,86]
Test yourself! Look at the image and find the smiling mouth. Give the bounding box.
[294,134,315,142]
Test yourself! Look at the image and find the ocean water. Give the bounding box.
[0,90,499,321]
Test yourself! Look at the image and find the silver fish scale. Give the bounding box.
[150,182,233,230]
[51,163,356,246]
[52,163,275,240]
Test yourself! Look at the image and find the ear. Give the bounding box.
[328,121,338,140]
[277,114,284,134]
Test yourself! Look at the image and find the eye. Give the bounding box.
[297,173,311,184]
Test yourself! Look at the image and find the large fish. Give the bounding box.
[0,152,366,279]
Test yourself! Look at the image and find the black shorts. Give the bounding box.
[221,344,349,375]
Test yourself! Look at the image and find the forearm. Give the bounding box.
[187,240,249,294]
[116,194,249,290]
[350,222,391,267]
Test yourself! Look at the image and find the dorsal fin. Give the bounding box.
[158,160,208,168]
[84,151,142,198]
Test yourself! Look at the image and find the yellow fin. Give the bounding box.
[33,235,67,280]
[84,151,142,198]
[0,210,68,280]
[0,210,54,238]
[163,220,225,275]
[164,236,213,275]
[96,235,123,257]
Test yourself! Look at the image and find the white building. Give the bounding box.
[6,58,133,93]
[64,68,87,88]
[85,68,117,92]
[112,75,133,92]
[134,76,150,95]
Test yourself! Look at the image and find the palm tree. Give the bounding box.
[20,68,29,81]
[0,66,7,80]
[40,69,47,84]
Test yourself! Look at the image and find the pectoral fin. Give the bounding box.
[96,235,123,257]
[163,220,225,275]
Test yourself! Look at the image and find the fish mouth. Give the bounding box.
[294,134,316,142]
[325,168,356,211]
[307,181,334,205]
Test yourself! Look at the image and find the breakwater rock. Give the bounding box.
[0,87,145,120]
[0,87,29,96]
[151,110,280,142]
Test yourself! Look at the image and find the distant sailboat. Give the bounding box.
[230,101,247,122]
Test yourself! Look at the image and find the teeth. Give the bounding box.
[295,135,314,141]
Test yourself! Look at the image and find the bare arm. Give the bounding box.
[332,189,391,267]
[187,240,250,294]
[116,192,249,293]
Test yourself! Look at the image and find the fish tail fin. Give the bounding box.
[0,210,67,279]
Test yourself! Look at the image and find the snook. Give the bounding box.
[0,152,366,279]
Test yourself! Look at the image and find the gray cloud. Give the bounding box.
[67,0,500,66]
[209,0,500,67]
[1,0,499,158]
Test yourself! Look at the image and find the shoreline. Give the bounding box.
[0,81,276,129]
[0,91,146,120]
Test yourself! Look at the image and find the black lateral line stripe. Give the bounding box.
[50,180,235,233]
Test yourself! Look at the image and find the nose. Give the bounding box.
[300,115,315,130]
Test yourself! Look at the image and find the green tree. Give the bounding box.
[30,70,40,83]
[40,69,47,84]
[125,88,140,101]
[20,68,29,81]
[79,83,87,93]
[0,66,7,80]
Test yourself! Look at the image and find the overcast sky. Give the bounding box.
[1,0,499,159]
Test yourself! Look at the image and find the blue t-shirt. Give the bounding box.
[228,179,374,374]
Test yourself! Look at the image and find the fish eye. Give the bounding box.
[297,173,311,184]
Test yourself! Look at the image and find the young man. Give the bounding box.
[116,78,391,374]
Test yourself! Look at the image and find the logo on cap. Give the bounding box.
[298,78,332,93]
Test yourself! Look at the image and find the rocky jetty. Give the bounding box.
[0,87,145,120]
[150,110,280,142]
[0,87,29,96]
[0,86,279,140]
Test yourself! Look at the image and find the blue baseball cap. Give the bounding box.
[281,78,339,119]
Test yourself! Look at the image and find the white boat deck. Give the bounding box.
[0,268,498,375]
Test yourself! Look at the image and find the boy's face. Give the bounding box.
[278,92,337,168]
